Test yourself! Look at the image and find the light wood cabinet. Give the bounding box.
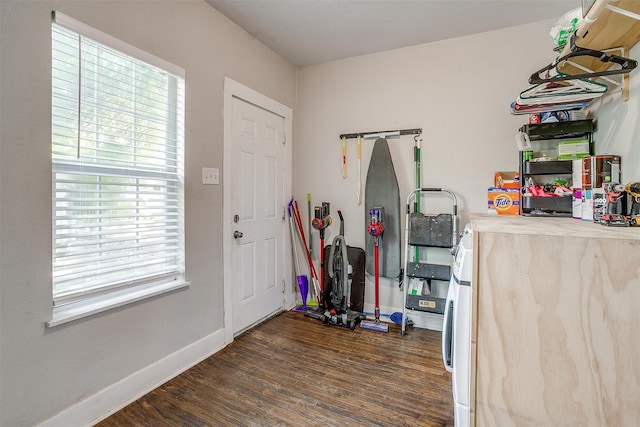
[470,214,640,426]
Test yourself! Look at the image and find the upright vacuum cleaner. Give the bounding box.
[361,207,389,333]
[324,210,366,329]
[306,203,365,329]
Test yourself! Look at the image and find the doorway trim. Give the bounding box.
[222,77,293,345]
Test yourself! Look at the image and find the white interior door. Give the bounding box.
[230,97,285,335]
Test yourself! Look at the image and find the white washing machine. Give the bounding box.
[442,224,472,427]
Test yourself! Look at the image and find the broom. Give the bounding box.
[288,199,308,312]
[292,199,320,305]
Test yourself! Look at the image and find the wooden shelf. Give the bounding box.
[558,0,640,99]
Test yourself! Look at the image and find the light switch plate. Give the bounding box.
[202,167,219,185]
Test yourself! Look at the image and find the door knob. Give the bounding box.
[233,230,243,239]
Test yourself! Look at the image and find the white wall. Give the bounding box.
[294,20,640,319]
[0,1,295,425]
[589,42,640,180]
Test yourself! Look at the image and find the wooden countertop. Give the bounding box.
[470,213,640,240]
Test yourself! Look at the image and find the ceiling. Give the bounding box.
[205,0,580,67]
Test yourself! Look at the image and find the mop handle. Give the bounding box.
[356,136,362,205]
[307,193,313,255]
[287,202,302,273]
[342,136,347,178]
[319,233,325,293]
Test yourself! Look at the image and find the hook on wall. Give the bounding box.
[339,128,422,141]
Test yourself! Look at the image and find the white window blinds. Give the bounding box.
[51,12,185,305]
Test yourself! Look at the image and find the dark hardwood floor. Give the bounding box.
[97,310,454,426]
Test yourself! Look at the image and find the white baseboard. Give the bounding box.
[37,329,227,427]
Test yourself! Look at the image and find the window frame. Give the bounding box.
[47,11,189,327]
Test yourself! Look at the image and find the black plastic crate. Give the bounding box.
[522,160,573,175]
[521,119,594,139]
[521,195,573,215]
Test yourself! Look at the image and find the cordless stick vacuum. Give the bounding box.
[361,208,389,333]
[305,202,332,321]
[312,202,332,304]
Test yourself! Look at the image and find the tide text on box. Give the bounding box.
[488,188,520,215]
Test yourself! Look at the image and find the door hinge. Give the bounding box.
[282,206,286,221]
[282,132,286,145]
[281,280,286,293]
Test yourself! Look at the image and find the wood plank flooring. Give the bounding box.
[97,311,454,426]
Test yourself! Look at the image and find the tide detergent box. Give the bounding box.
[488,188,520,215]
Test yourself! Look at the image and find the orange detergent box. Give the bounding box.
[494,171,520,189]
[488,188,520,215]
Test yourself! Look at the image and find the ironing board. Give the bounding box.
[364,138,401,279]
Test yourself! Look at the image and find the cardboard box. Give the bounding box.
[488,188,520,215]
[572,159,583,189]
[592,188,607,223]
[558,139,590,160]
[582,155,621,189]
[494,171,520,189]
[572,189,582,219]
[581,189,593,222]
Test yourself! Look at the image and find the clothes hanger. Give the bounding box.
[517,71,607,105]
[529,34,637,84]
[510,99,591,115]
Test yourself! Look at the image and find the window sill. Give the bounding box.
[46,280,190,328]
